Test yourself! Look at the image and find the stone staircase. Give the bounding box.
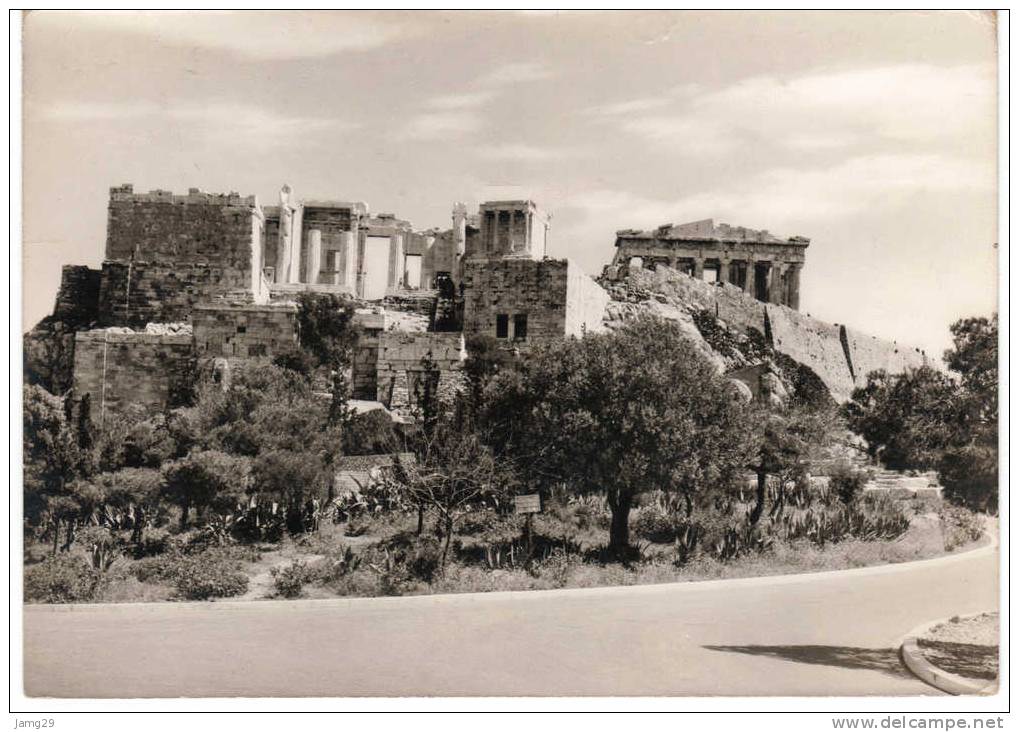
[864,468,942,497]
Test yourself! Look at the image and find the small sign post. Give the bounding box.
[513,494,541,515]
[514,494,542,566]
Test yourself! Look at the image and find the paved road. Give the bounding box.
[24,544,997,697]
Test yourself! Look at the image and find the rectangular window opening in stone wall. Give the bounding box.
[513,313,528,341]
[496,313,509,339]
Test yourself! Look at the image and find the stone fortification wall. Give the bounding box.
[766,307,856,402]
[53,265,102,324]
[24,266,104,394]
[97,261,250,328]
[462,258,608,343]
[841,325,929,387]
[104,184,264,305]
[72,329,195,422]
[192,303,298,361]
[375,331,466,415]
[612,264,926,403]
[564,261,611,336]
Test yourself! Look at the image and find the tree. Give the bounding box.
[939,315,998,511]
[463,333,515,419]
[746,405,837,524]
[482,316,754,558]
[944,315,997,424]
[251,449,328,533]
[162,450,250,529]
[94,468,166,543]
[392,419,511,568]
[23,385,91,550]
[843,366,961,470]
[843,315,998,512]
[294,292,361,369]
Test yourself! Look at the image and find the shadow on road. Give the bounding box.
[703,644,914,679]
[917,640,998,680]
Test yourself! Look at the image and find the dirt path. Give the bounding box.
[238,552,324,601]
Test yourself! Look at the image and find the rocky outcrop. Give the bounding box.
[600,264,928,405]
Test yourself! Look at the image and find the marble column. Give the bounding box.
[336,231,355,286]
[452,203,468,253]
[355,232,367,298]
[514,211,527,255]
[275,206,293,284]
[719,257,730,284]
[693,257,705,280]
[387,234,404,288]
[287,205,304,284]
[305,229,322,285]
[787,263,802,310]
[768,263,785,305]
[743,258,755,293]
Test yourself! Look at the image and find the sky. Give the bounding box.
[21,10,999,358]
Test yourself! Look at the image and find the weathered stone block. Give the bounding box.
[72,329,195,423]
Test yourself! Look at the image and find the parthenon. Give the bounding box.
[613,219,809,309]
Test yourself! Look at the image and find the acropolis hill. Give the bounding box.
[24,183,930,421]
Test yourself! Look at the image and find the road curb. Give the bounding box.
[899,612,999,696]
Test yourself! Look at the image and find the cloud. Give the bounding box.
[30,11,413,60]
[400,92,491,140]
[476,61,554,86]
[585,97,672,116]
[476,143,572,162]
[402,111,484,140]
[425,92,496,110]
[400,61,555,141]
[563,153,995,237]
[590,63,996,157]
[37,100,355,145]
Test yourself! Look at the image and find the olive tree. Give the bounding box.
[482,316,754,558]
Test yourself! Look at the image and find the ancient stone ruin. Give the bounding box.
[613,218,808,309]
[24,182,928,422]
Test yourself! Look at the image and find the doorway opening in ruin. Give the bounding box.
[728,261,746,289]
[363,236,390,299]
[704,260,720,283]
[677,258,695,276]
[754,263,770,302]
[404,254,422,289]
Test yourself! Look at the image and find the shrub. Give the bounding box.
[777,495,909,546]
[24,554,103,603]
[354,534,443,595]
[130,548,251,600]
[331,478,407,522]
[632,504,682,544]
[829,462,868,505]
[131,527,173,558]
[173,557,249,600]
[131,553,182,584]
[939,505,984,552]
[568,495,610,532]
[534,548,581,587]
[303,546,363,588]
[940,444,998,513]
[270,561,308,598]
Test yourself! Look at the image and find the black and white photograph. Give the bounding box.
[10,8,1007,719]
